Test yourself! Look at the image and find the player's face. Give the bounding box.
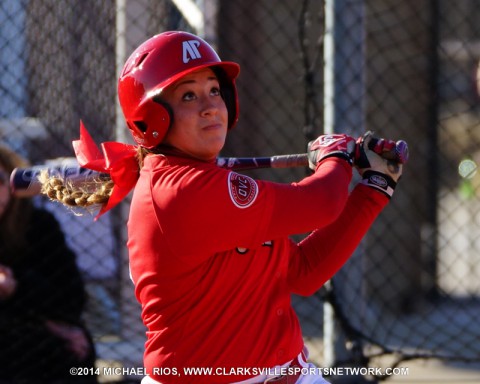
[0,166,11,218]
[161,68,228,161]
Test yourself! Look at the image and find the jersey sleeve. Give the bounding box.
[287,184,389,296]
[154,157,352,262]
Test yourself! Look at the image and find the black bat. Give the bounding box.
[218,139,409,170]
[10,139,408,196]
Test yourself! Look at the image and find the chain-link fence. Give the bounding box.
[0,0,479,383]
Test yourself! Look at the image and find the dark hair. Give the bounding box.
[212,66,237,129]
[0,145,32,263]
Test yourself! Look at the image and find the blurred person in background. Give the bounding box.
[0,144,97,383]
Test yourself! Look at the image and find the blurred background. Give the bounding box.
[1,0,479,382]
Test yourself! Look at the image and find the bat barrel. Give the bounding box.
[10,159,105,197]
[10,167,44,196]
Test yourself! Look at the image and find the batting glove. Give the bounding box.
[355,131,403,198]
[307,134,356,170]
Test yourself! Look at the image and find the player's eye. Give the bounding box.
[210,86,221,96]
[181,91,196,101]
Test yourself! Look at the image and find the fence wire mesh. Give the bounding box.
[0,0,479,383]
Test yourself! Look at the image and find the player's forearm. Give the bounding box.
[265,157,352,239]
[288,184,388,296]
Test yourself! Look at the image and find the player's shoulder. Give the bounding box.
[144,153,220,171]
[141,154,229,200]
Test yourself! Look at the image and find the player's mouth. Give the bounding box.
[202,123,224,132]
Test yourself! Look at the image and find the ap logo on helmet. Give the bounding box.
[183,40,202,63]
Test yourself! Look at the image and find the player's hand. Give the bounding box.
[355,131,403,198]
[307,134,356,170]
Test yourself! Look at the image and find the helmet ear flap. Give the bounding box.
[127,98,172,149]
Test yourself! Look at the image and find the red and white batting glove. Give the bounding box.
[354,131,403,198]
[307,134,356,170]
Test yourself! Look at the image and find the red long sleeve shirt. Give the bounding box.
[127,153,387,384]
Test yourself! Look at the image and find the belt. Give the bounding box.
[257,353,305,384]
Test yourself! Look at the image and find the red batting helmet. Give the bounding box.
[118,31,240,149]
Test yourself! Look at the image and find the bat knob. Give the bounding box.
[395,140,409,164]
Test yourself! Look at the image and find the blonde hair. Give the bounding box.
[38,146,150,212]
[39,171,114,209]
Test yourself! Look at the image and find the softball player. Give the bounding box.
[41,31,403,384]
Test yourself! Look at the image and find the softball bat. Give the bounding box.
[10,139,408,196]
[10,158,108,197]
[218,138,409,170]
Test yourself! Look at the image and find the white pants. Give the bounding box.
[141,349,330,384]
[232,350,329,384]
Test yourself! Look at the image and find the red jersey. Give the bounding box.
[127,153,387,383]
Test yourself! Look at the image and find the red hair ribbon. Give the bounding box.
[72,120,139,218]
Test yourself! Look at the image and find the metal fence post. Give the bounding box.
[323,1,368,381]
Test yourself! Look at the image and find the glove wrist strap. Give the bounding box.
[360,170,396,198]
[320,151,353,166]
